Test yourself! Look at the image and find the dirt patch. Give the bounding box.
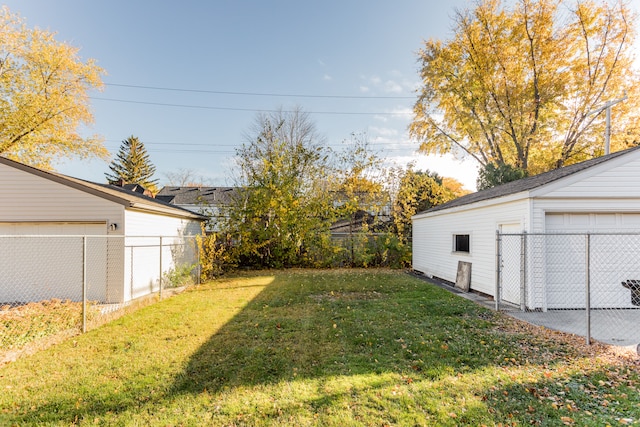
[309,291,385,302]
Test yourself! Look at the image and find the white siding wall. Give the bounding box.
[124,209,202,237]
[413,151,640,308]
[0,162,123,224]
[0,162,204,305]
[527,156,640,309]
[0,162,126,304]
[532,200,640,233]
[413,198,530,296]
[534,156,640,200]
[123,210,202,300]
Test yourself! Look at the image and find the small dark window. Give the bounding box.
[454,234,470,253]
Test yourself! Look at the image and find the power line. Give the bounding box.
[102,138,418,148]
[105,83,415,100]
[91,97,413,116]
[125,147,419,155]
[102,138,419,155]
[103,139,236,147]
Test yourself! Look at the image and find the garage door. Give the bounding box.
[545,213,640,309]
[0,222,108,303]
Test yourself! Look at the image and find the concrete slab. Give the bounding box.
[414,273,640,351]
[504,308,640,348]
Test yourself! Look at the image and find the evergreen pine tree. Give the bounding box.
[105,136,158,190]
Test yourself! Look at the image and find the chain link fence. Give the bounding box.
[0,235,200,362]
[497,232,640,347]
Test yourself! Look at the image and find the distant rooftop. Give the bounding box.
[156,186,237,206]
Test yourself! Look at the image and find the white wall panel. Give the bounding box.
[413,199,529,296]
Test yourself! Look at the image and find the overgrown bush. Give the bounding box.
[162,263,196,288]
[197,231,234,280]
[197,228,411,275]
[300,231,341,268]
[334,232,410,268]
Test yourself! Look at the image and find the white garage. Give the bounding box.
[412,146,640,310]
[543,213,640,309]
[0,156,205,305]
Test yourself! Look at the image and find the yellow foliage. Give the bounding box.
[411,0,639,173]
[0,7,107,169]
[442,177,470,197]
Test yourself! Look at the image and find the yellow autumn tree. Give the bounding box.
[0,7,107,169]
[411,0,639,175]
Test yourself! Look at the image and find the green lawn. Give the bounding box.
[0,269,638,426]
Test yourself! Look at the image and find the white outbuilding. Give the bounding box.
[0,157,205,305]
[412,147,640,310]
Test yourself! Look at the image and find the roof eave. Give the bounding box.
[0,156,206,220]
[128,203,206,220]
[412,190,531,220]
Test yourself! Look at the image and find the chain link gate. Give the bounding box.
[496,231,640,347]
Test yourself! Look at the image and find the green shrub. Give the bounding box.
[332,232,411,268]
[197,231,234,280]
[162,263,196,288]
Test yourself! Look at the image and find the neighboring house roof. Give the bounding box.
[156,186,237,206]
[416,146,640,216]
[0,156,206,221]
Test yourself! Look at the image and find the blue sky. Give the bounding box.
[5,0,620,190]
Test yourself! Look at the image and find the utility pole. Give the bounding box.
[587,94,628,155]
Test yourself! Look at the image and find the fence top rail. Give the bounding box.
[0,234,201,238]
[498,231,640,237]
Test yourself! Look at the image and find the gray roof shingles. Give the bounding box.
[156,186,237,206]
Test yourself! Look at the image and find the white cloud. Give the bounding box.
[370,126,398,137]
[359,72,419,95]
[323,74,332,81]
[361,121,478,190]
[360,86,370,93]
[373,105,412,124]
[383,80,403,93]
[388,106,413,116]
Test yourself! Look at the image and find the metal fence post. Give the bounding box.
[585,233,591,345]
[130,244,134,299]
[495,230,501,311]
[196,236,201,286]
[159,236,163,299]
[82,236,87,334]
[520,231,527,311]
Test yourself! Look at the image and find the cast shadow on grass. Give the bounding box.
[168,271,496,396]
[6,270,585,424]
